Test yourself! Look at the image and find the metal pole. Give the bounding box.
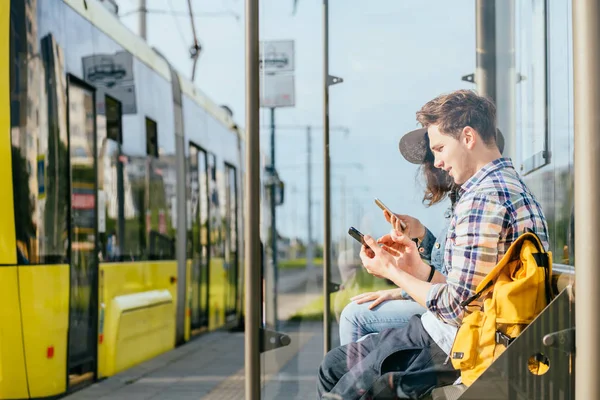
[475,0,496,103]
[322,0,332,355]
[139,0,147,40]
[307,126,313,270]
[270,107,278,330]
[574,0,600,398]
[244,0,260,396]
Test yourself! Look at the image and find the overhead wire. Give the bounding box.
[120,8,240,21]
[167,0,190,56]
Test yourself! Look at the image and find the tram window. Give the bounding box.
[188,143,210,259]
[516,0,549,174]
[121,154,147,261]
[98,95,125,262]
[224,163,238,318]
[208,153,223,258]
[188,145,198,259]
[145,119,175,260]
[225,164,238,254]
[199,149,209,252]
[146,118,158,158]
[10,30,70,265]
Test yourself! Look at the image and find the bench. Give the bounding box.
[429,268,575,400]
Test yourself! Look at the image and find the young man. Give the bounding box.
[317,90,550,399]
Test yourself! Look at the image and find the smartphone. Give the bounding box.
[348,226,367,247]
[374,198,407,230]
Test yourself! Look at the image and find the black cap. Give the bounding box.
[398,127,505,164]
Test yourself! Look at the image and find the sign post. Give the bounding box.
[259,40,295,331]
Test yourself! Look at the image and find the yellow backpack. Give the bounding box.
[450,231,554,386]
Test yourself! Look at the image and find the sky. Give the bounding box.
[116,0,476,248]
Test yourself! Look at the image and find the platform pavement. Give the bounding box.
[64,264,345,400]
[64,320,335,400]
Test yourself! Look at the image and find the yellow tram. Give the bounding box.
[1,0,244,398]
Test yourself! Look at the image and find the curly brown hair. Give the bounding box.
[416,89,498,147]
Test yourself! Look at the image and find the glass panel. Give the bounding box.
[120,150,145,260]
[516,0,549,174]
[259,4,326,398]
[205,152,230,328]
[97,95,124,262]
[189,145,210,331]
[199,150,209,255]
[67,79,97,375]
[10,17,70,265]
[189,145,201,328]
[189,144,207,330]
[224,164,238,320]
[144,117,175,260]
[256,0,574,398]
[189,144,199,260]
[198,148,210,328]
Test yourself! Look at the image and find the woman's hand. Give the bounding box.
[350,288,405,309]
[382,211,426,240]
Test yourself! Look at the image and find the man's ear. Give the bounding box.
[462,126,476,149]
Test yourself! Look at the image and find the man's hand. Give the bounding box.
[359,235,401,280]
[359,235,441,308]
[350,288,405,309]
[361,243,375,259]
[375,231,423,277]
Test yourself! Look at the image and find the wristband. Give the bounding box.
[426,264,435,283]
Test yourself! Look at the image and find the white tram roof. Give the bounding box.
[64,0,241,138]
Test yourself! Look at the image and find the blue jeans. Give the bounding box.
[338,299,427,346]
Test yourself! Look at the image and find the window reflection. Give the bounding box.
[97,95,125,262]
[188,145,198,259]
[189,144,210,330]
[224,164,238,318]
[67,79,98,365]
[516,0,549,174]
[208,153,222,258]
[145,118,176,260]
[10,26,70,264]
[11,0,218,267]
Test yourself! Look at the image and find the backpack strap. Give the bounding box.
[460,280,493,308]
[533,251,553,304]
[524,230,555,304]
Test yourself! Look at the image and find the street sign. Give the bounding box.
[260,74,295,108]
[260,40,294,72]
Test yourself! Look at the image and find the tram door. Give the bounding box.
[190,144,210,332]
[66,77,99,386]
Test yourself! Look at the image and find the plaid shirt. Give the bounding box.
[426,158,549,326]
